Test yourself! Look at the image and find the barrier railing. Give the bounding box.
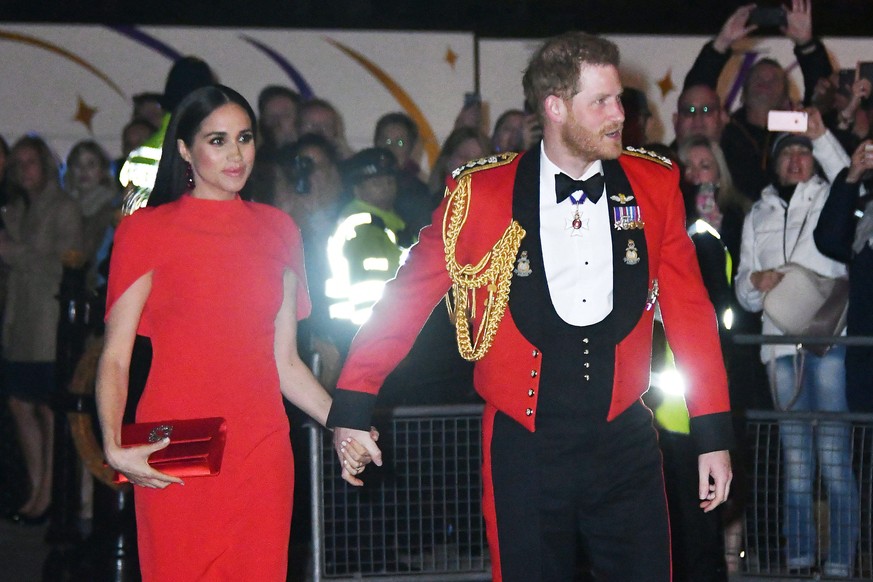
[742,410,873,580]
[733,332,873,580]
[308,404,491,581]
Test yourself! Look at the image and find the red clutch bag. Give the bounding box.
[113,417,227,484]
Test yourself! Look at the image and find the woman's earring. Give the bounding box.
[185,162,195,190]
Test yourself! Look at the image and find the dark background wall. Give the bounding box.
[3,0,871,37]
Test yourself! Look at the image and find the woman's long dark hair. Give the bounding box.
[149,85,257,207]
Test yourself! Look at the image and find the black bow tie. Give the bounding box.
[555,172,605,204]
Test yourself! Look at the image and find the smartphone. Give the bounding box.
[858,62,873,84]
[749,6,787,28]
[767,110,809,132]
[838,68,856,96]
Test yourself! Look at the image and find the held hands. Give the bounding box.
[104,439,185,489]
[698,449,733,512]
[333,426,383,486]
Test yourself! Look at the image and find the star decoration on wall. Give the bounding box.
[657,69,676,99]
[73,96,98,133]
[445,47,458,69]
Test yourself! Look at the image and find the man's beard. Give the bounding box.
[561,113,623,163]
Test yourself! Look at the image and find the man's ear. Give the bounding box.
[543,95,566,125]
[178,139,191,164]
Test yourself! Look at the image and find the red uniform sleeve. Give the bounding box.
[327,196,454,429]
[654,165,733,452]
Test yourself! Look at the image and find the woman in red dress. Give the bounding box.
[96,85,370,580]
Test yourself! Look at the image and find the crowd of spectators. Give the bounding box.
[0,3,872,579]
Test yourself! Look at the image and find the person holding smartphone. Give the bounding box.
[684,1,834,200]
[814,139,873,413]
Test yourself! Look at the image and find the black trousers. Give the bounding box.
[488,402,670,581]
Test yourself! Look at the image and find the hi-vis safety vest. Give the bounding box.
[118,114,170,215]
[325,206,409,326]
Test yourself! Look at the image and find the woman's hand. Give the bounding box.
[333,427,382,486]
[750,269,785,292]
[104,439,185,489]
[846,140,873,184]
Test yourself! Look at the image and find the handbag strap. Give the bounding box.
[785,196,815,264]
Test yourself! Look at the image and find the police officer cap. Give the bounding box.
[342,147,398,185]
[770,132,813,160]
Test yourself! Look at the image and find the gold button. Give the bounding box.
[530,370,537,377]
[532,349,539,357]
[528,389,535,397]
[525,408,533,416]
[584,375,590,381]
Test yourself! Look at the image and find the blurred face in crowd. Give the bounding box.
[11,145,48,195]
[775,144,815,187]
[745,62,788,111]
[299,105,340,141]
[122,122,154,157]
[683,144,720,186]
[674,85,725,143]
[68,149,106,193]
[179,103,256,200]
[492,111,525,153]
[135,99,164,128]
[261,94,298,147]
[354,174,397,211]
[558,64,625,163]
[446,138,486,175]
[375,122,413,167]
[301,145,341,202]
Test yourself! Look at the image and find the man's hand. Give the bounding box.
[713,4,757,53]
[698,449,732,512]
[333,426,382,486]
[784,0,813,45]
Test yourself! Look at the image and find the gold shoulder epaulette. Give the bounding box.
[451,152,518,180]
[623,146,673,169]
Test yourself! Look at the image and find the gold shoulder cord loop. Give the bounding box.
[442,174,525,361]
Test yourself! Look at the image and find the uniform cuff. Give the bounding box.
[326,389,377,431]
[690,411,736,454]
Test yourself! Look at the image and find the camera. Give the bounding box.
[749,6,787,28]
[287,155,314,195]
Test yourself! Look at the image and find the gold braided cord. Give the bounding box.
[442,174,526,361]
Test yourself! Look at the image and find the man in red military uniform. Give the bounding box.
[329,31,733,581]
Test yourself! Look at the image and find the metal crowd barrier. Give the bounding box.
[742,410,873,580]
[733,332,873,580]
[308,405,491,581]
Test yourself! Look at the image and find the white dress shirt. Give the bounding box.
[539,144,613,326]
